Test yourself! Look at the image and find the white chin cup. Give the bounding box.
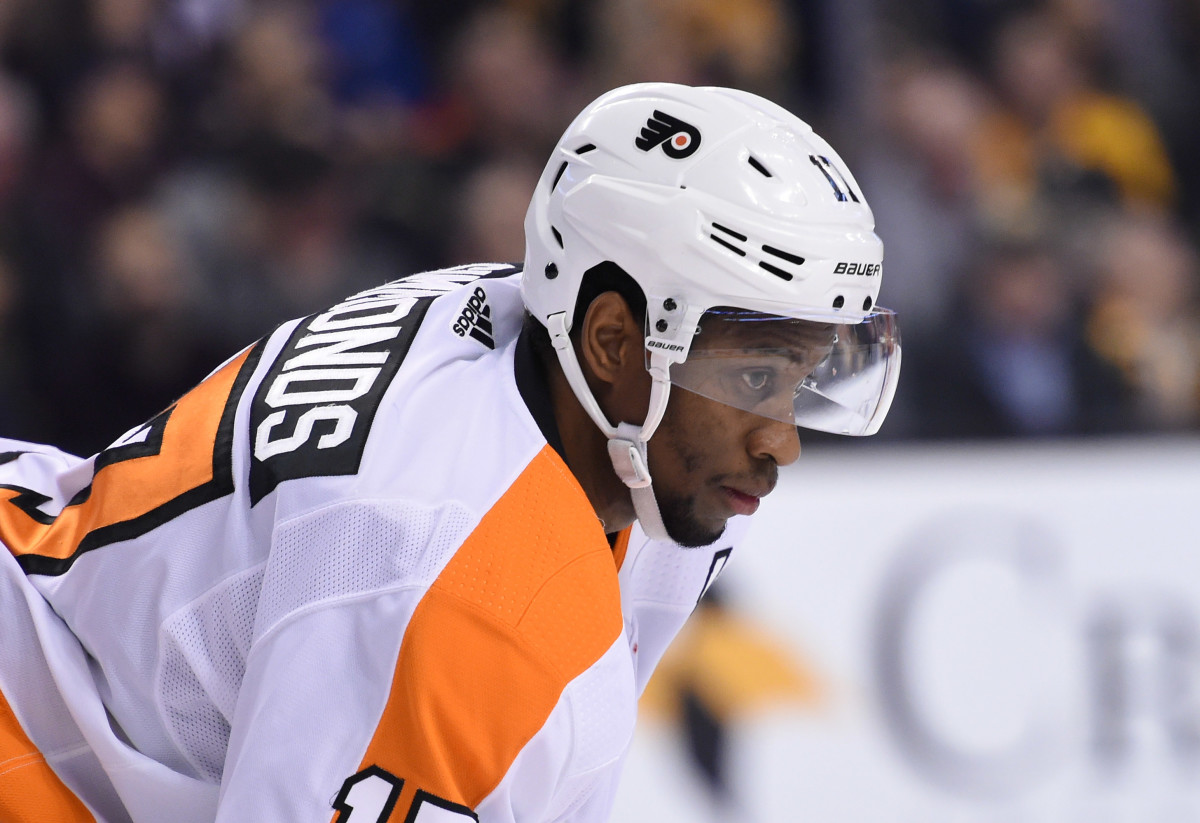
[609,423,669,541]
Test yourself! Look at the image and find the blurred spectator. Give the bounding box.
[1053,0,1200,223]
[205,2,337,153]
[874,0,1011,74]
[1085,208,1200,430]
[905,235,1135,438]
[583,0,796,98]
[45,202,226,454]
[449,158,541,265]
[1151,0,1200,225]
[314,0,429,176]
[89,0,162,59]
[318,0,428,107]
[335,4,573,271]
[0,73,36,213]
[585,0,705,91]
[30,58,170,292]
[0,250,38,437]
[0,72,50,443]
[441,5,571,164]
[0,0,92,137]
[154,2,400,351]
[68,58,169,194]
[975,10,1177,226]
[0,71,38,283]
[159,131,398,355]
[856,54,991,343]
[6,59,174,452]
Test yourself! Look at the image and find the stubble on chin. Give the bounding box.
[655,488,726,548]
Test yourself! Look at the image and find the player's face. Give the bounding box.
[646,316,819,546]
[647,389,800,546]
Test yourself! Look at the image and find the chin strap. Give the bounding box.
[608,422,669,540]
[548,312,673,541]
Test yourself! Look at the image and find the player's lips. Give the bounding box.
[720,481,772,516]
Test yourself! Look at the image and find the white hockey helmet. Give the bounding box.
[522,83,900,537]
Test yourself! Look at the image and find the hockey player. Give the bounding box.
[0,83,899,822]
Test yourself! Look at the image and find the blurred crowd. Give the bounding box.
[1,0,1198,455]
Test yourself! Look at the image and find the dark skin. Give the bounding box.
[546,291,802,547]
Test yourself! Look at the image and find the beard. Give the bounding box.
[653,486,726,548]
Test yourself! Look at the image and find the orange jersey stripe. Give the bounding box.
[0,690,94,822]
[1,347,253,565]
[345,445,623,815]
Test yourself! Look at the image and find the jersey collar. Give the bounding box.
[514,328,568,464]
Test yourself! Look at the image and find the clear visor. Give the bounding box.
[664,307,901,436]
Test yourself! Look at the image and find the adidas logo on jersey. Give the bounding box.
[452,286,495,349]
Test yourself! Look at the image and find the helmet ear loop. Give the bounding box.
[638,351,672,441]
[547,311,673,539]
[548,311,620,439]
[616,353,673,541]
[546,311,672,450]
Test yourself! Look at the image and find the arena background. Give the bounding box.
[1,0,1198,820]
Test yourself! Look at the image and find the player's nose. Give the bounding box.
[748,418,801,467]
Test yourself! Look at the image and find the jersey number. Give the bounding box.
[333,767,477,822]
[2,345,262,575]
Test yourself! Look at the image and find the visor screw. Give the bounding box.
[663,298,677,311]
[655,319,669,333]
[545,262,558,280]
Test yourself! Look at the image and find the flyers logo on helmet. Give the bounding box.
[635,110,701,159]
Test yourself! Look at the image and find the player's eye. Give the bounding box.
[741,369,772,392]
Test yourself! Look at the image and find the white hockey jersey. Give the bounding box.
[0,265,741,823]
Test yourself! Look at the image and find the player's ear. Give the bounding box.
[578,290,642,387]
[578,291,651,425]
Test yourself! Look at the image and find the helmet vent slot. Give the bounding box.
[711,222,747,241]
[758,261,794,281]
[710,233,747,257]
[707,221,802,281]
[747,155,773,178]
[551,161,568,191]
[575,143,596,154]
[551,226,564,248]
[762,244,805,266]
[709,222,749,257]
